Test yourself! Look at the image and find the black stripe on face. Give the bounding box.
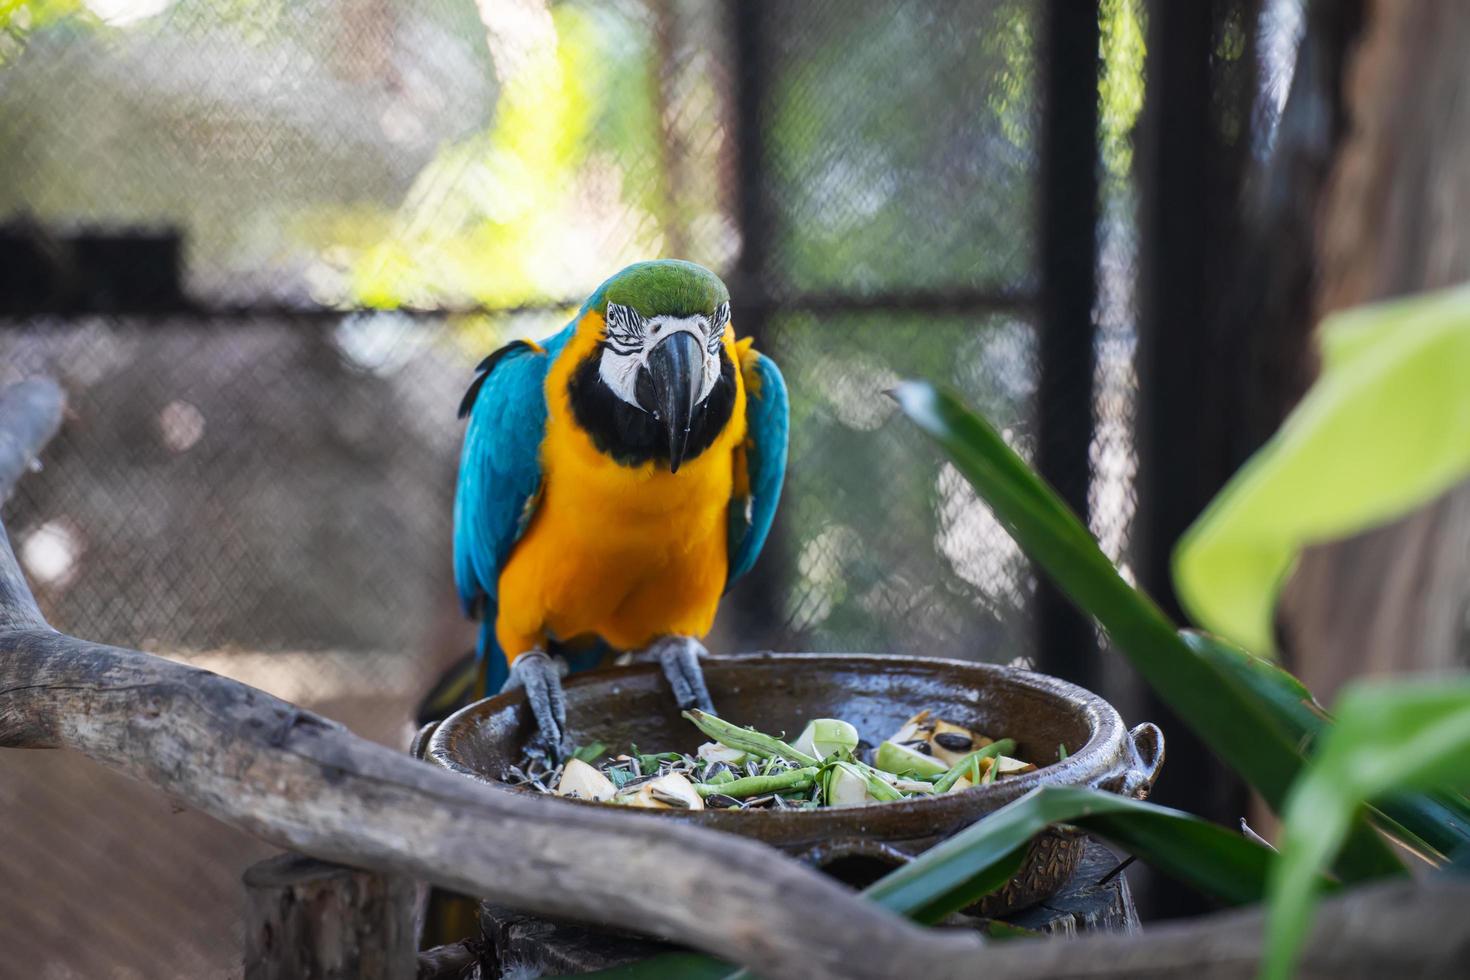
[568,347,737,468]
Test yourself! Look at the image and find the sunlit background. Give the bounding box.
[0,0,1304,974]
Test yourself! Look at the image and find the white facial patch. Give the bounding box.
[598,302,729,411]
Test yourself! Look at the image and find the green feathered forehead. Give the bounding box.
[587,260,730,319]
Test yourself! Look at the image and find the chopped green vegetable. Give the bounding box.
[874,740,949,779]
[792,718,860,760]
[819,759,906,805]
[527,711,1027,810]
[682,709,820,766]
[637,751,686,772]
[693,767,819,799]
[570,742,606,764]
[933,739,1017,792]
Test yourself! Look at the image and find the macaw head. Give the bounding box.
[574,260,736,472]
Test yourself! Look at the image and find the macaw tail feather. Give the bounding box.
[413,649,478,728]
[413,621,510,727]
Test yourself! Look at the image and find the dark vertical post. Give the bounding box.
[726,0,785,648]
[1035,1,1101,691]
[1135,0,1255,918]
[730,0,771,329]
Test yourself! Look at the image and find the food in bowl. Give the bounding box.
[506,708,1042,810]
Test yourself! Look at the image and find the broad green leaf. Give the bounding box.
[1265,679,1470,980]
[892,381,1405,881]
[866,786,1278,919]
[1184,631,1470,861]
[1174,284,1470,656]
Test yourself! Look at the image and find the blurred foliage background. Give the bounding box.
[0,0,1155,666]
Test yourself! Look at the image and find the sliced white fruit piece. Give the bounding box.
[554,758,617,802]
[622,772,706,810]
[791,718,860,761]
[889,709,934,745]
[696,741,748,766]
[943,775,975,794]
[894,778,937,794]
[994,756,1038,776]
[826,762,877,806]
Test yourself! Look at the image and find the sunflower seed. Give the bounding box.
[934,732,973,751]
[649,787,694,808]
[618,775,656,791]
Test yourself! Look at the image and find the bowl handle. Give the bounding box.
[1091,722,1165,799]
[410,720,440,760]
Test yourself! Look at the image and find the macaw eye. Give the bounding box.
[706,302,730,355]
[604,302,645,354]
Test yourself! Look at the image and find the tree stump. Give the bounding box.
[243,854,416,980]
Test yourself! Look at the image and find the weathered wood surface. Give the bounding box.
[1276,0,1470,700]
[480,905,670,979]
[417,940,483,980]
[243,854,416,980]
[998,875,1470,979]
[1003,839,1139,937]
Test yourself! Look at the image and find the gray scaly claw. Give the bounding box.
[647,636,716,715]
[504,650,569,761]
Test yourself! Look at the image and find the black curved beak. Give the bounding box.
[646,330,702,473]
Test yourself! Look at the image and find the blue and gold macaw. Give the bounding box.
[450,260,788,754]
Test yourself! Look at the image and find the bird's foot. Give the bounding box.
[635,636,716,715]
[502,650,570,762]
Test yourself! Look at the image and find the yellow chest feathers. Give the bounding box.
[490,312,748,654]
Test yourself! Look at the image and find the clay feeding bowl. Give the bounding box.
[425,652,1164,915]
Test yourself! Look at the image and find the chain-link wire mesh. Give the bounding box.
[0,0,1139,975]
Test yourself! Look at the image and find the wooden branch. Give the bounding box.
[974,876,1470,979]
[0,380,982,980]
[243,854,416,980]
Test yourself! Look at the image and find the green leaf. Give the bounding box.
[865,786,1276,922]
[1173,284,1470,656]
[930,738,1015,793]
[1186,630,1470,861]
[985,919,1045,940]
[1264,679,1470,980]
[891,381,1405,882]
[571,741,607,764]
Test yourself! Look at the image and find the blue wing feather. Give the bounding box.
[453,323,574,621]
[727,352,789,586]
